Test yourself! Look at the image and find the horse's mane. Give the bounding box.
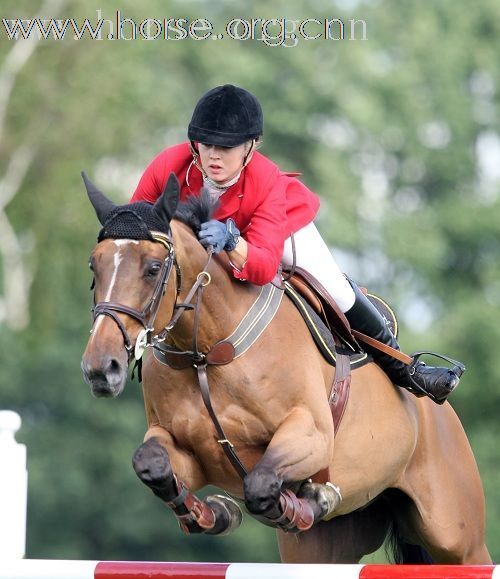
[174,188,218,234]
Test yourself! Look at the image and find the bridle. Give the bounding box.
[90,230,215,369]
[90,231,180,363]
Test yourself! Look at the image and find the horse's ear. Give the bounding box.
[81,171,116,225]
[154,172,180,224]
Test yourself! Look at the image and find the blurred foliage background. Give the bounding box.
[0,0,499,564]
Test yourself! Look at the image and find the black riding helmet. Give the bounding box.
[188,84,263,147]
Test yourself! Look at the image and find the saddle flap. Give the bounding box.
[287,275,322,315]
[284,267,358,351]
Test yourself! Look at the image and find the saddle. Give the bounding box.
[283,266,399,350]
[281,267,401,434]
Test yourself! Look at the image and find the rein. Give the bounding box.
[155,250,214,362]
[89,229,216,367]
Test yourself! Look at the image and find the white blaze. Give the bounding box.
[91,240,139,336]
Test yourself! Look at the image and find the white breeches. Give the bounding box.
[282,223,355,313]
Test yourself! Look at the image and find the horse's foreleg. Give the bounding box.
[244,406,339,532]
[132,428,242,536]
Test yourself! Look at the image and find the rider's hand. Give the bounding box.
[198,219,240,253]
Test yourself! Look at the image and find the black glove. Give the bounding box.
[198,218,240,253]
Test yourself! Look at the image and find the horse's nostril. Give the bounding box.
[107,358,122,375]
[81,354,126,392]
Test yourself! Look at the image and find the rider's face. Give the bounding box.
[197,142,251,184]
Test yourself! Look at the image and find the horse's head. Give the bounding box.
[81,172,180,398]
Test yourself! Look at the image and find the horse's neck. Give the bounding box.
[167,222,252,351]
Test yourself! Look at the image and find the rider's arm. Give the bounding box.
[227,237,248,271]
[230,177,288,285]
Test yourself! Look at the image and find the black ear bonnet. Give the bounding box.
[97,203,171,242]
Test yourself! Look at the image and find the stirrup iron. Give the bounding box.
[405,351,465,402]
[411,351,466,377]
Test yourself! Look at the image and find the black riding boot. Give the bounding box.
[344,282,464,404]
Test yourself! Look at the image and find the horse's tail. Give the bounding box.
[385,518,434,564]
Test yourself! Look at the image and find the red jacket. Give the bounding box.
[131,142,320,285]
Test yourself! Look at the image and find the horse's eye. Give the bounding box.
[88,260,94,271]
[147,262,162,276]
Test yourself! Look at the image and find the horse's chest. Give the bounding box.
[170,401,269,468]
[171,413,216,450]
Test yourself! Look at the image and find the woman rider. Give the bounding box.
[131,84,462,404]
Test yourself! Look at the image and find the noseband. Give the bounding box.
[91,231,180,361]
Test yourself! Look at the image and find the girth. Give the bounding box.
[153,282,284,369]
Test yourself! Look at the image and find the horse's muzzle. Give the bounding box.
[81,355,128,398]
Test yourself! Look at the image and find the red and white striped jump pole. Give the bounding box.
[0,561,497,579]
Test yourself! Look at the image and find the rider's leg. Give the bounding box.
[344,282,461,403]
[282,223,462,404]
[282,222,355,312]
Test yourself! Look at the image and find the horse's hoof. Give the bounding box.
[244,468,282,516]
[205,495,243,536]
[297,481,342,520]
[132,438,174,497]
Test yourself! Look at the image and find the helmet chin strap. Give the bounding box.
[242,139,255,167]
[189,140,256,190]
[189,141,205,176]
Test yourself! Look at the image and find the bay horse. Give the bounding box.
[81,172,491,564]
